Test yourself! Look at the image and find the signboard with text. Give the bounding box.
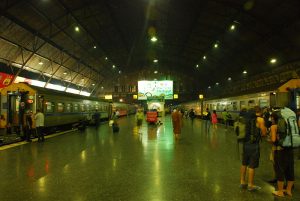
[0,72,14,88]
[138,81,173,100]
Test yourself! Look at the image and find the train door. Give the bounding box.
[290,88,300,111]
[7,91,34,134]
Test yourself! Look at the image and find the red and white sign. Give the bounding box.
[0,72,14,88]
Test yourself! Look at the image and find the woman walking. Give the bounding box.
[211,110,218,130]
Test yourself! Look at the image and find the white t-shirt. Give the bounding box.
[35,112,45,127]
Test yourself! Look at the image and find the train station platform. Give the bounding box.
[0,115,299,201]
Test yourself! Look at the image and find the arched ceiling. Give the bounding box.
[0,0,300,94]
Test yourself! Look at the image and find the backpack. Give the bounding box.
[234,116,246,140]
[276,107,300,148]
[244,113,261,144]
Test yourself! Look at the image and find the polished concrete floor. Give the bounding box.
[0,115,299,201]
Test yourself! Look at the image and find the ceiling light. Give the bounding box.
[92,83,95,86]
[81,78,85,81]
[93,45,97,49]
[203,55,206,60]
[75,26,80,32]
[243,70,247,74]
[153,59,158,63]
[230,25,235,31]
[63,72,67,75]
[119,70,122,74]
[214,43,219,48]
[105,57,108,60]
[112,65,116,68]
[154,70,158,74]
[228,77,232,81]
[101,86,104,89]
[208,86,211,89]
[216,82,219,85]
[196,64,199,68]
[270,58,277,64]
[38,61,43,65]
[151,36,158,42]
[119,98,123,102]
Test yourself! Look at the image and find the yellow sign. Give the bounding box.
[105,95,112,100]
[174,94,178,99]
[199,94,204,99]
[133,95,138,99]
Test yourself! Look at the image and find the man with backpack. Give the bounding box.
[240,106,267,191]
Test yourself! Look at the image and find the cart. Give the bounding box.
[146,111,158,124]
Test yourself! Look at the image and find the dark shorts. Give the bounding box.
[274,148,294,181]
[242,142,260,169]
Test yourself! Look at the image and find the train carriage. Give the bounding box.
[181,79,300,123]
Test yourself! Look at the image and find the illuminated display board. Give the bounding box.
[138,81,173,100]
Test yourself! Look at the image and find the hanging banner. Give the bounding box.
[0,72,14,88]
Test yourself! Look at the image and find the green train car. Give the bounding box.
[0,83,135,134]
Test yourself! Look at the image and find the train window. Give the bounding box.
[86,105,90,111]
[80,104,85,112]
[46,102,54,113]
[95,105,99,110]
[259,99,268,108]
[73,104,79,112]
[232,102,237,111]
[66,103,71,112]
[57,103,64,112]
[248,100,255,107]
[240,101,246,109]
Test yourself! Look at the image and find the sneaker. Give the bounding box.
[240,184,248,189]
[248,185,261,191]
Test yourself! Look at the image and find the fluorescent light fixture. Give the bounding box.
[154,70,158,74]
[203,55,206,60]
[214,43,218,48]
[92,83,95,86]
[196,64,199,68]
[38,61,43,65]
[243,70,247,74]
[230,25,235,30]
[75,26,80,32]
[66,88,80,94]
[46,83,66,91]
[30,80,46,87]
[153,59,158,63]
[93,45,97,49]
[80,91,91,96]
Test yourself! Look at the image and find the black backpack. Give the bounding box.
[245,116,261,143]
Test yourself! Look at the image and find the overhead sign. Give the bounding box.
[138,80,173,100]
[0,72,14,88]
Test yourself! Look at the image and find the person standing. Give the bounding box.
[136,109,144,134]
[211,110,218,130]
[24,111,33,142]
[93,109,101,127]
[270,113,294,197]
[240,107,266,191]
[35,109,45,142]
[222,109,230,129]
[189,109,196,125]
[205,108,211,133]
[172,109,182,140]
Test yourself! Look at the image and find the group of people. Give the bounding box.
[0,109,45,142]
[239,106,299,197]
